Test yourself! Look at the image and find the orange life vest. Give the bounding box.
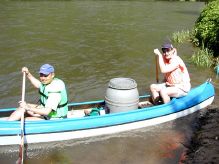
[164,56,190,85]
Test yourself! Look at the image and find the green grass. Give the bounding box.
[191,48,214,68]
[171,30,218,68]
[172,30,191,43]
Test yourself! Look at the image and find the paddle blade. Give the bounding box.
[16,144,24,164]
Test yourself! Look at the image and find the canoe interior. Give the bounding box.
[0,95,152,119]
[0,81,215,121]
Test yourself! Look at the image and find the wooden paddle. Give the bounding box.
[18,72,26,164]
[155,55,159,83]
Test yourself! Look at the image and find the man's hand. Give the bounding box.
[19,101,28,109]
[22,67,30,75]
[154,49,162,56]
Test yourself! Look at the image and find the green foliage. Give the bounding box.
[172,30,191,43]
[191,48,214,67]
[193,0,219,57]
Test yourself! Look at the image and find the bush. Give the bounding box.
[193,0,219,57]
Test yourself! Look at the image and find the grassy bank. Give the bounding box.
[171,0,219,71]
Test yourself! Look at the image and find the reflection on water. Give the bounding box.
[1,0,217,164]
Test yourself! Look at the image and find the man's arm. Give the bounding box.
[22,67,41,88]
[24,103,52,116]
[26,72,41,88]
[159,57,179,73]
[26,93,61,116]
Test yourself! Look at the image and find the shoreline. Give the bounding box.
[180,103,219,163]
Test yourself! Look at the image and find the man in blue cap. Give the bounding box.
[150,43,191,104]
[8,64,68,120]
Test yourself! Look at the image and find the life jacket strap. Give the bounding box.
[39,90,48,99]
[57,101,68,108]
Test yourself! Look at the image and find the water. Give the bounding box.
[0,0,218,163]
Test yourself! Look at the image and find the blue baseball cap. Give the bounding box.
[161,43,173,49]
[39,64,54,75]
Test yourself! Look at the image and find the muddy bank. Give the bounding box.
[181,104,219,163]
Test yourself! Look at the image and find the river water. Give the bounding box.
[0,1,218,163]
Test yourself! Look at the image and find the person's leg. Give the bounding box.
[160,88,171,104]
[160,86,187,104]
[8,103,42,121]
[150,84,160,102]
[150,83,166,104]
[7,107,24,121]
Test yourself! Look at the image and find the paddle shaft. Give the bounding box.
[21,73,26,102]
[19,72,26,164]
[155,55,159,83]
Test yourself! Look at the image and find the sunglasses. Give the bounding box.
[40,73,50,77]
[162,48,172,53]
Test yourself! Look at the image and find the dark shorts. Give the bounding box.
[43,115,67,120]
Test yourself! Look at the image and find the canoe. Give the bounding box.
[0,81,215,146]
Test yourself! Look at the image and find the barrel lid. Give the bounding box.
[108,78,137,90]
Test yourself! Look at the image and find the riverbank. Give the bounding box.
[180,102,219,163]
